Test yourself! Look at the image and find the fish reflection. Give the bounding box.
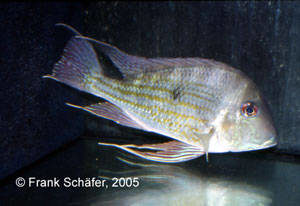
[91,158,272,206]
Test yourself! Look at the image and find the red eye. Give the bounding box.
[241,102,258,117]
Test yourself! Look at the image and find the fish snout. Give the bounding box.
[261,136,277,149]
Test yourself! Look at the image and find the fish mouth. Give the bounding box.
[231,136,277,152]
[261,136,277,149]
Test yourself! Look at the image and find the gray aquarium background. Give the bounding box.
[1,1,300,206]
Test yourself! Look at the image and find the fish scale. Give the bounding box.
[44,24,277,163]
[90,63,221,142]
[86,67,217,147]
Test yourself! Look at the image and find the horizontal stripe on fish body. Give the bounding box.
[83,66,222,145]
[45,32,277,161]
[107,91,209,127]
[89,74,216,105]
[131,71,216,99]
[129,68,220,115]
[88,83,209,137]
[88,76,214,114]
[84,85,213,144]
[91,87,213,132]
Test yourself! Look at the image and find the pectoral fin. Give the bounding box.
[66,102,147,131]
[98,140,204,163]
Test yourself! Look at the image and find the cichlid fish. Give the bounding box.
[44,24,277,163]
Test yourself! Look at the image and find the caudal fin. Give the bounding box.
[43,36,102,93]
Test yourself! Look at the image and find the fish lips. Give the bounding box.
[260,136,277,149]
[230,136,277,152]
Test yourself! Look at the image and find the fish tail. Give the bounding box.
[43,36,103,93]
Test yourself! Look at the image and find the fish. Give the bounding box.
[43,23,277,163]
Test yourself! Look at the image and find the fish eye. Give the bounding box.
[241,102,258,117]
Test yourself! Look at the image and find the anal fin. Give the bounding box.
[99,140,204,163]
[66,102,146,131]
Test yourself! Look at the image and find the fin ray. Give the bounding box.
[55,23,82,35]
[75,35,220,78]
[44,36,102,93]
[99,141,204,163]
[66,102,147,131]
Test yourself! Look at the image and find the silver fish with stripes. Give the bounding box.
[44,24,277,163]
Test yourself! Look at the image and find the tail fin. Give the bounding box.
[43,36,102,93]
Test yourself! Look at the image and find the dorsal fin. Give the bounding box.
[55,23,82,36]
[53,24,237,78]
[74,35,224,78]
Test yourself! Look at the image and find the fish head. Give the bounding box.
[214,79,277,152]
